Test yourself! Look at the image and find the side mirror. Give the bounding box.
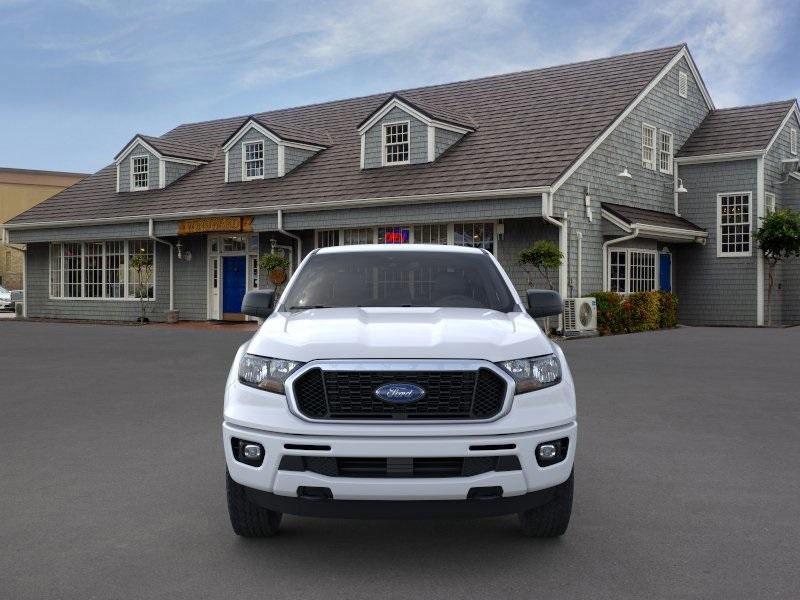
[526,289,563,318]
[241,289,275,319]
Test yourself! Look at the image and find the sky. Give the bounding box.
[1,0,798,173]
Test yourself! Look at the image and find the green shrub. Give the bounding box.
[627,291,660,332]
[589,290,675,335]
[657,291,679,328]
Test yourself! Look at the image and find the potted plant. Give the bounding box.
[259,253,290,290]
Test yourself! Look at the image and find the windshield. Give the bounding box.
[281,250,516,312]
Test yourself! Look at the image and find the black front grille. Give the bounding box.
[292,368,506,420]
[279,455,522,478]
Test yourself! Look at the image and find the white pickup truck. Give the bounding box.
[223,244,576,537]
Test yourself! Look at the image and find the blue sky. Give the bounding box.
[1,0,798,173]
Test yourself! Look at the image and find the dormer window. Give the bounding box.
[243,141,265,179]
[383,122,410,165]
[131,156,149,190]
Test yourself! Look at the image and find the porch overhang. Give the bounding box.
[601,203,707,244]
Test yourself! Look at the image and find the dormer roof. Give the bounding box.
[356,93,475,134]
[221,116,330,151]
[114,134,215,164]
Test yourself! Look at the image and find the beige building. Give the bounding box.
[1,168,87,289]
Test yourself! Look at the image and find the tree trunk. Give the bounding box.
[766,263,774,327]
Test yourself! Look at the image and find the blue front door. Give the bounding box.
[223,256,247,314]
[659,253,672,292]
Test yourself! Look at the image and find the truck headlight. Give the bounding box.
[498,354,561,393]
[238,354,303,394]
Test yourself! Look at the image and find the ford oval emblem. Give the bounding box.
[374,383,426,404]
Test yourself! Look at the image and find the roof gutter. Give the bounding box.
[3,185,553,231]
[148,219,174,312]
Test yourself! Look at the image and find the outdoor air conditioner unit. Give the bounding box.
[563,297,597,335]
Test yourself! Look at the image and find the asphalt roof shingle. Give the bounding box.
[677,100,797,157]
[11,45,687,225]
[603,202,705,232]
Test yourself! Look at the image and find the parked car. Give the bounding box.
[0,285,13,311]
[223,245,576,537]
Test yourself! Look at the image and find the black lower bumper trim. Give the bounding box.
[244,486,556,519]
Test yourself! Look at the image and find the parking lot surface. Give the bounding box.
[1,321,798,599]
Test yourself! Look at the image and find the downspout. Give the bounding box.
[148,219,174,312]
[673,161,681,216]
[541,192,568,299]
[277,209,302,266]
[602,228,640,291]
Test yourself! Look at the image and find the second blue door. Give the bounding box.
[223,256,246,314]
[659,253,672,292]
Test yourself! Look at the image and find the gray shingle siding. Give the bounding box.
[497,218,559,298]
[555,58,709,299]
[764,110,800,325]
[284,146,317,174]
[118,143,159,192]
[9,223,150,244]
[434,128,463,159]
[363,107,427,168]
[164,161,195,186]
[280,197,542,231]
[172,235,208,320]
[227,128,279,182]
[674,160,758,325]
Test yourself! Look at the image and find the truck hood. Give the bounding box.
[246,307,553,362]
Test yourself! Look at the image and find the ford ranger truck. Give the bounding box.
[223,244,576,537]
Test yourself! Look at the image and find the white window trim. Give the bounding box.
[381,120,411,167]
[716,191,753,258]
[642,123,657,171]
[130,155,150,191]
[241,140,266,181]
[313,222,499,256]
[606,248,659,293]
[48,240,156,301]
[659,130,674,174]
[678,70,688,99]
[790,127,798,155]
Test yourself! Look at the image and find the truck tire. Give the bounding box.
[518,470,573,538]
[226,470,282,537]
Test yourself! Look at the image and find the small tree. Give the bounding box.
[754,208,800,326]
[519,240,563,290]
[259,252,291,293]
[129,251,153,323]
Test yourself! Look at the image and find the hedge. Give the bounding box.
[589,290,678,335]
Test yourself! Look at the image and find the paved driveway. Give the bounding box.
[1,322,798,599]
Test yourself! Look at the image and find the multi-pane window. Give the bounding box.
[659,131,674,174]
[222,235,247,252]
[317,230,340,248]
[766,192,776,215]
[49,240,155,300]
[791,128,797,155]
[413,224,448,245]
[343,228,373,245]
[383,122,410,165]
[131,156,149,190]
[243,141,264,178]
[642,123,656,170]
[609,250,626,293]
[678,71,688,98]
[453,222,494,252]
[128,239,154,299]
[718,193,752,256]
[251,256,259,289]
[84,242,104,298]
[608,249,656,293]
[378,226,410,244]
[105,241,126,298]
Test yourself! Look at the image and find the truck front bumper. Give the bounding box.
[223,420,576,518]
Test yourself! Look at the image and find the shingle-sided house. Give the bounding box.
[4,44,799,326]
